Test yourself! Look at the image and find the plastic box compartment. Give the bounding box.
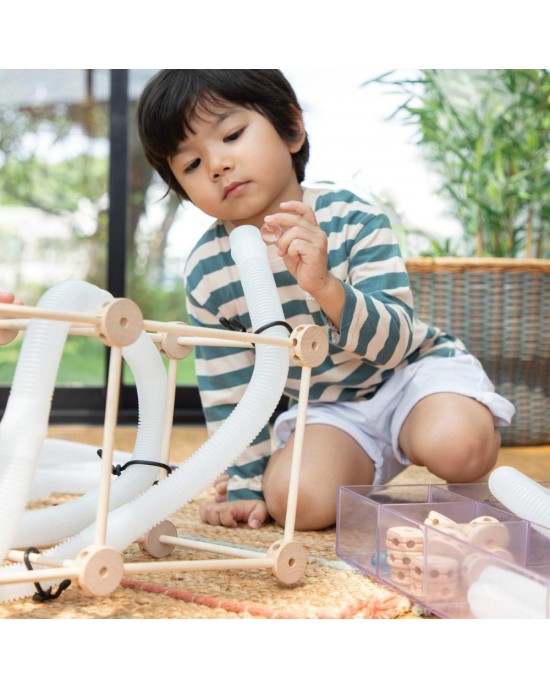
[336,483,550,618]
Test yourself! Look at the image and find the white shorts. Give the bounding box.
[272,353,515,485]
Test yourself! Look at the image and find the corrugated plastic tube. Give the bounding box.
[0,225,290,601]
[468,565,550,619]
[488,466,550,539]
[28,439,132,500]
[0,281,112,562]
[10,328,168,548]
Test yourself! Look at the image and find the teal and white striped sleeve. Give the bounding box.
[315,193,421,369]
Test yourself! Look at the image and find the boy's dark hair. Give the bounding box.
[137,69,309,201]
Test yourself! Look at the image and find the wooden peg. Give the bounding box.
[138,520,178,559]
[75,545,124,597]
[424,510,457,526]
[97,298,143,347]
[158,324,194,360]
[290,324,329,368]
[268,539,307,585]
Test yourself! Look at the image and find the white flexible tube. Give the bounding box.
[0,225,291,601]
[0,281,112,562]
[488,466,550,539]
[10,328,167,547]
[468,565,550,619]
[28,439,132,500]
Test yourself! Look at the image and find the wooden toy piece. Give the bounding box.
[138,520,178,559]
[97,298,143,347]
[469,515,499,524]
[268,539,307,585]
[290,324,329,368]
[158,324,194,360]
[75,545,124,597]
[410,554,460,599]
[424,510,457,526]
[387,550,417,567]
[428,532,468,561]
[466,519,510,550]
[385,525,424,552]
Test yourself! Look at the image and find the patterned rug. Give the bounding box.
[0,490,419,620]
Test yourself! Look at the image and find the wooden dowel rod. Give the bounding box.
[159,535,265,559]
[176,337,253,349]
[94,346,123,546]
[0,567,81,585]
[283,365,312,542]
[0,319,29,330]
[0,320,97,335]
[123,557,273,575]
[143,319,291,348]
[7,550,74,568]
[0,303,99,326]
[159,358,178,475]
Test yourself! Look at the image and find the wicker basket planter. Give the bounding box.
[406,257,550,446]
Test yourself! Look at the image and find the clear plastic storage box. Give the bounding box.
[336,483,550,618]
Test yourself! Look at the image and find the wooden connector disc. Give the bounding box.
[98,298,143,347]
[139,519,178,558]
[291,324,329,368]
[159,325,193,360]
[75,545,124,597]
[268,539,307,585]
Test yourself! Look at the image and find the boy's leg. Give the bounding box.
[262,423,374,530]
[398,392,501,483]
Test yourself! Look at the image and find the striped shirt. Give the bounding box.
[184,186,466,500]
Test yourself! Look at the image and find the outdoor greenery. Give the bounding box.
[365,69,550,258]
[0,74,196,389]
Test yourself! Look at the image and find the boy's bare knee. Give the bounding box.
[264,479,336,531]
[405,420,500,482]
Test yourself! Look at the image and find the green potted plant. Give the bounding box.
[365,70,550,445]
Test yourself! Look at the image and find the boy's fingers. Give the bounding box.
[280,201,318,225]
[248,502,269,529]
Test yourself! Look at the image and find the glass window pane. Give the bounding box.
[0,69,109,388]
[124,70,213,388]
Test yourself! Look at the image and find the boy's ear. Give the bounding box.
[288,105,306,154]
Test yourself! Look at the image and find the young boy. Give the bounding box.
[137,70,515,532]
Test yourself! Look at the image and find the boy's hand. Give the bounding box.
[213,472,228,502]
[264,200,345,329]
[263,200,329,296]
[199,498,269,529]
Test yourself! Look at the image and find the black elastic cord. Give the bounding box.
[23,547,72,602]
[111,459,174,477]
[219,316,292,348]
[96,450,174,478]
[219,316,247,332]
[254,320,293,336]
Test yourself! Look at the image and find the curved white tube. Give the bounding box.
[0,225,291,601]
[29,439,132,500]
[488,466,550,539]
[11,329,167,547]
[0,281,112,562]
[468,565,549,619]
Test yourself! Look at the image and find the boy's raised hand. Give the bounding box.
[264,200,345,330]
[199,498,269,529]
[263,200,329,297]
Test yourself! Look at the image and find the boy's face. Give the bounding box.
[168,103,304,230]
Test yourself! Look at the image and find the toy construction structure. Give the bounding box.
[0,225,328,602]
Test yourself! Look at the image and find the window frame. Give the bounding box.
[0,69,204,425]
